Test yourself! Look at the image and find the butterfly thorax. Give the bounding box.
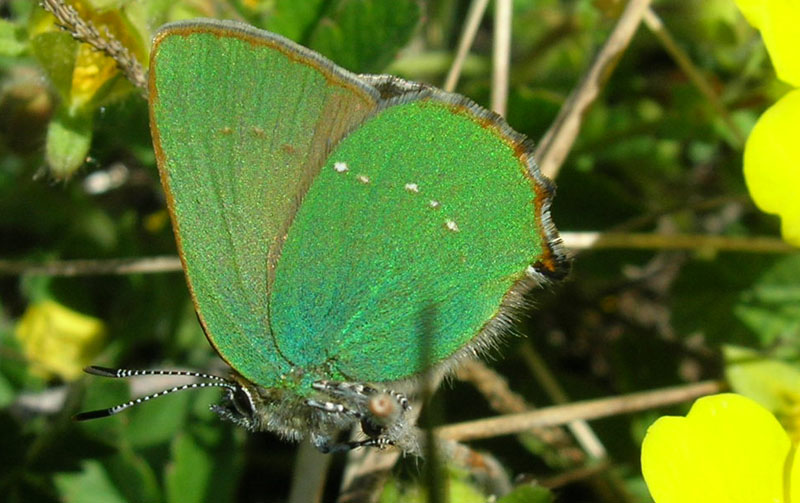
[213,369,419,453]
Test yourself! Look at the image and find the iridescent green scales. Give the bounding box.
[150,23,377,389]
[147,19,568,452]
[272,101,543,382]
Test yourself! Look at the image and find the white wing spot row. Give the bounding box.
[332,161,460,233]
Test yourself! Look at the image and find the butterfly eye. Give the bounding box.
[360,416,384,438]
[230,384,257,419]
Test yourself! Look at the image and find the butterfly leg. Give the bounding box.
[305,398,366,420]
[306,380,413,452]
[311,435,395,454]
[311,380,411,413]
[304,398,392,453]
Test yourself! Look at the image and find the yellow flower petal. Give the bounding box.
[743,89,800,246]
[15,300,106,381]
[791,444,800,503]
[36,0,148,112]
[70,43,120,111]
[734,0,800,86]
[734,0,768,28]
[642,393,790,503]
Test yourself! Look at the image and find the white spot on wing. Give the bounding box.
[445,220,460,232]
[357,175,370,184]
[334,161,349,173]
[429,200,441,209]
[404,183,419,193]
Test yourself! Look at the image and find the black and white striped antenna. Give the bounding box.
[73,366,238,421]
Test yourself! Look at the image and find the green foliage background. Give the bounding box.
[1,0,798,502]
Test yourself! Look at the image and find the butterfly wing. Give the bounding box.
[270,93,568,383]
[149,20,381,387]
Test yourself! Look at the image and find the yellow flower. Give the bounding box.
[641,393,800,503]
[32,0,147,111]
[15,300,106,381]
[69,40,122,111]
[733,0,800,87]
[734,0,800,247]
[744,90,800,246]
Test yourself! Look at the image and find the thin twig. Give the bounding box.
[40,0,147,94]
[642,8,746,147]
[337,447,401,503]
[561,232,797,253]
[337,430,514,502]
[538,461,613,489]
[338,394,424,503]
[520,343,607,460]
[288,442,332,503]
[455,360,585,465]
[434,437,512,495]
[443,0,491,92]
[436,380,723,442]
[1,232,792,277]
[491,0,512,116]
[0,256,182,277]
[535,0,653,180]
[606,195,750,234]
[455,360,529,412]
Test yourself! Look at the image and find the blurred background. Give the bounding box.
[1,1,797,502]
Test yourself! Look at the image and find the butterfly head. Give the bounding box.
[75,365,420,454]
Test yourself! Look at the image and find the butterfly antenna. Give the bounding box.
[74,366,238,421]
[83,365,231,382]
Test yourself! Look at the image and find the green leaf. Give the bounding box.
[85,0,129,9]
[0,19,27,56]
[0,370,14,408]
[30,31,78,102]
[671,254,778,346]
[165,423,242,503]
[378,466,488,503]
[447,476,489,503]
[45,106,93,179]
[734,254,800,346]
[497,485,554,503]
[54,460,128,503]
[307,0,421,73]
[263,0,328,42]
[125,389,191,448]
[725,345,800,414]
[166,432,210,503]
[104,448,163,503]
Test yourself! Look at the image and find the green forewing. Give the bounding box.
[149,22,380,387]
[270,100,543,382]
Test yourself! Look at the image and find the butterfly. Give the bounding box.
[77,18,569,454]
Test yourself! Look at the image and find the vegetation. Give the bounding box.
[0,1,797,502]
